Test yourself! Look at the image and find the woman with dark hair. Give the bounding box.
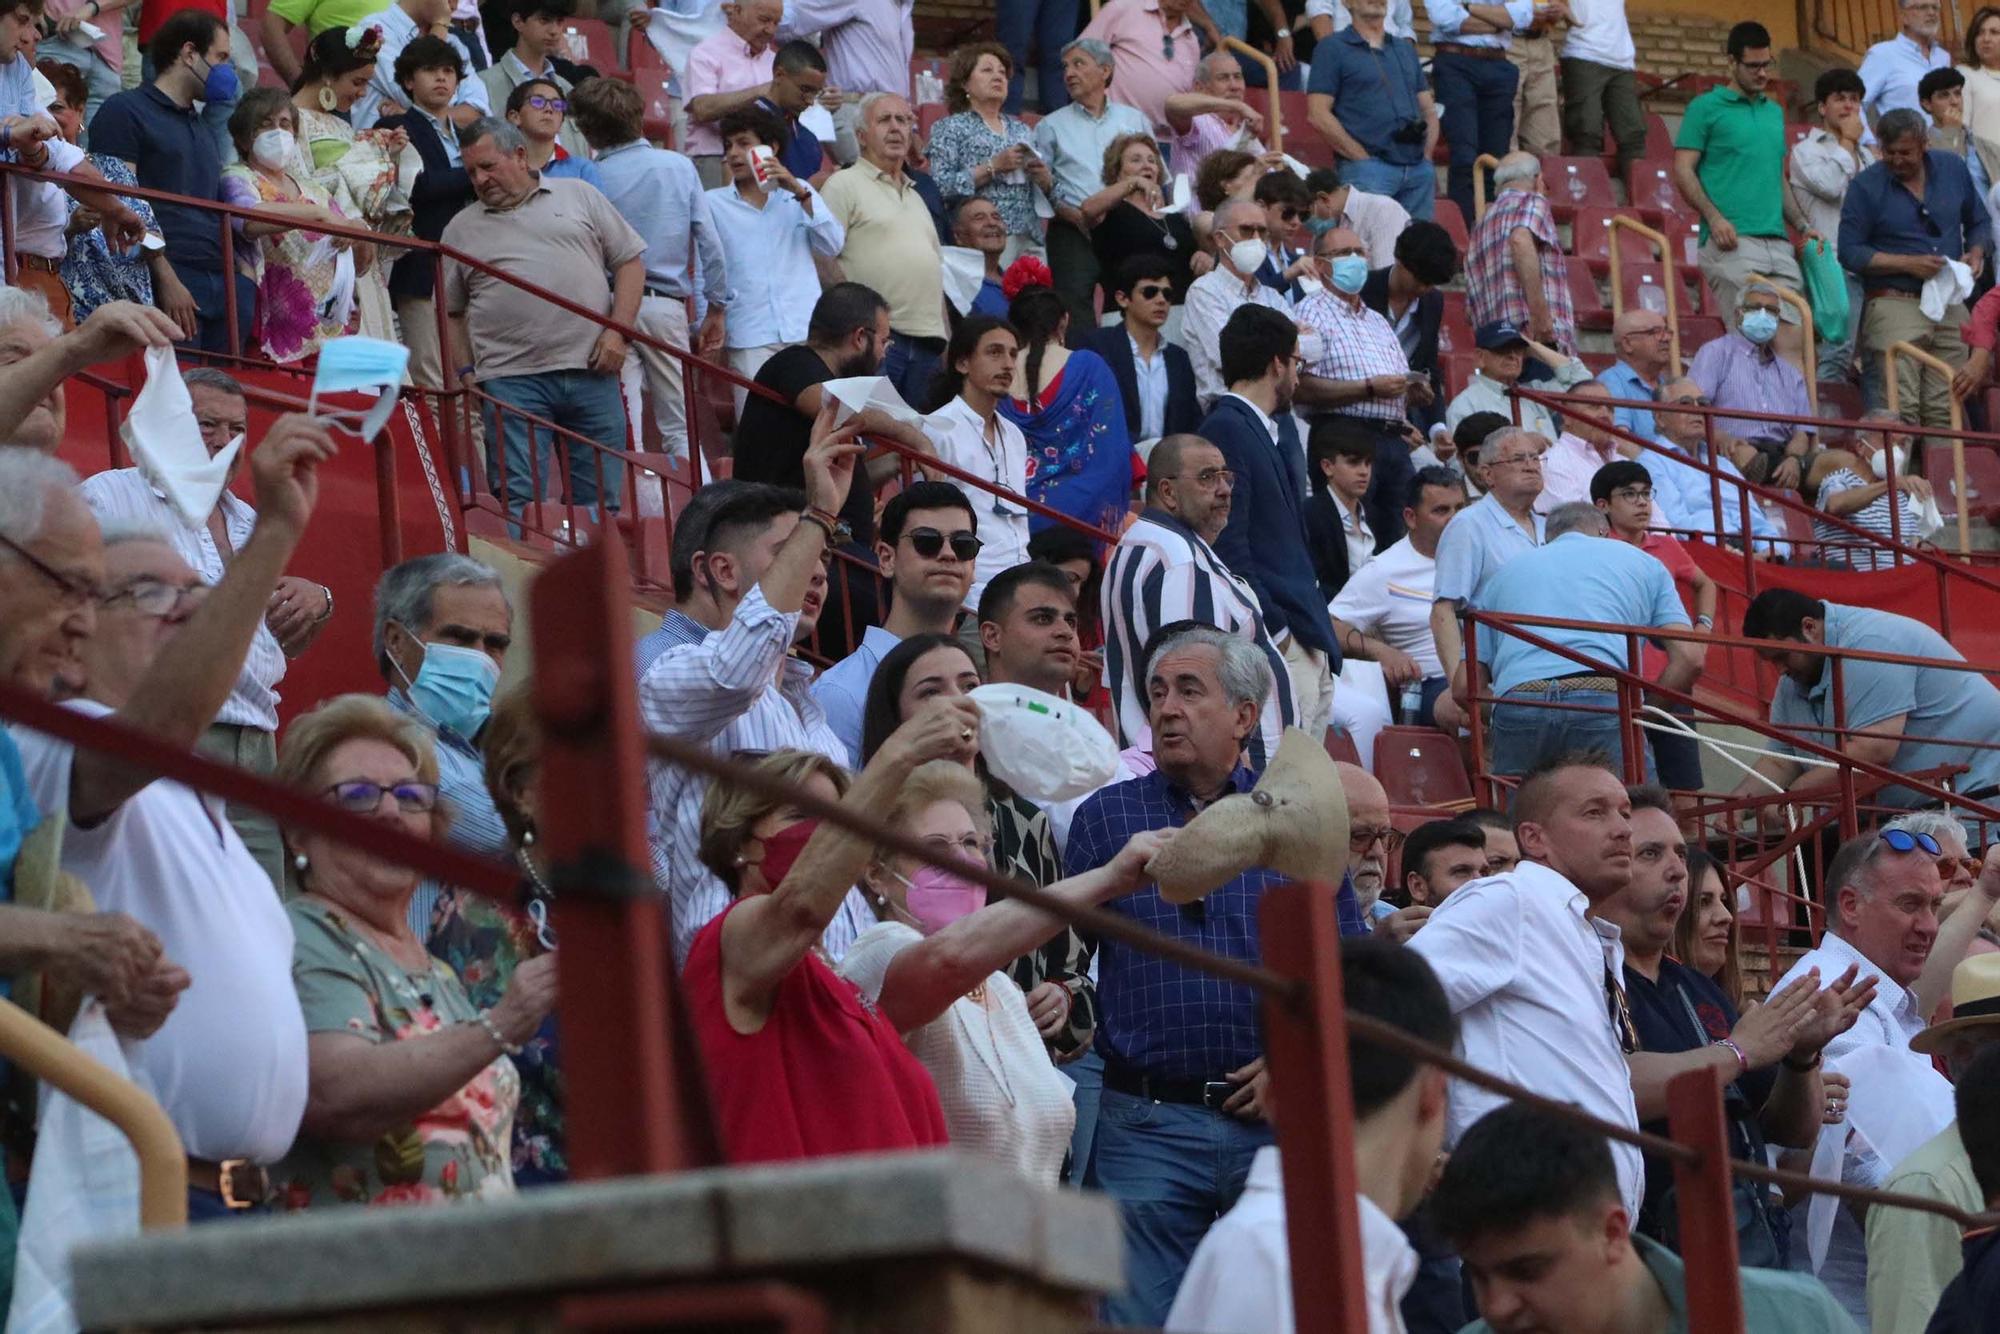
[999,263,1134,536]
[1963,7,2000,151]
[925,41,1052,263]
[1674,847,1745,1007]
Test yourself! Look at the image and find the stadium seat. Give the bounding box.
[1676,314,1725,351]
[1624,158,1686,218]
[1817,379,1864,425]
[1439,289,1469,333]
[1325,728,1363,767]
[635,67,674,147]
[1773,504,1818,564]
[1927,439,2000,525]
[1610,260,1702,322]
[1543,156,1618,212]
[1442,351,1479,398]
[1568,263,1611,329]
[627,23,664,70]
[1373,726,1474,807]
[1787,121,1814,151]
[918,102,949,141]
[564,18,623,74]
[1642,112,1674,160]
[1433,199,1470,255]
[1572,207,1661,265]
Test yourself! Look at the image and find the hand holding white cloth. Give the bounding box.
[820,376,924,430]
[971,684,1119,801]
[940,246,990,317]
[120,345,239,528]
[1920,257,1974,322]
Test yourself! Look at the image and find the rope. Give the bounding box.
[1633,704,1827,888]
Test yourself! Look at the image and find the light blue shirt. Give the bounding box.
[1858,33,1952,122]
[1422,0,1533,50]
[1644,435,1783,547]
[542,153,604,188]
[705,180,847,348]
[1032,96,1150,209]
[1477,532,1688,693]
[414,106,462,166]
[810,624,901,765]
[1598,359,1661,442]
[0,53,36,125]
[593,139,732,305]
[1432,491,1545,609]
[1131,332,1169,440]
[385,688,512,936]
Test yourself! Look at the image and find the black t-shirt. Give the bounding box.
[1092,205,1196,304]
[731,345,876,545]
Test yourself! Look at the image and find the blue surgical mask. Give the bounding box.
[1740,308,1779,345]
[311,335,412,439]
[1303,214,1337,238]
[1329,254,1371,294]
[399,641,500,739]
[194,53,240,106]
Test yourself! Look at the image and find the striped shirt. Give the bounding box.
[1101,509,1294,769]
[635,586,873,965]
[78,468,287,732]
[987,784,1099,1058]
[1297,290,1410,423]
[385,688,512,936]
[1813,467,1923,570]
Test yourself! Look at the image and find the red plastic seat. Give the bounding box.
[917,102,949,142]
[1543,155,1618,212]
[1571,206,1660,264]
[1278,91,1336,168]
[1373,726,1473,808]
[1432,198,1470,255]
[1926,440,2000,525]
[1773,504,1818,564]
[1568,263,1611,329]
[634,66,673,147]
[562,18,623,74]
[1623,157,1687,218]
[1439,288,1468,332]
[1611,260,1694,323]
[1442,351,1479,398]
[1817,379,1864,425]
[1325,728,1363,767]
[1642,112,1674,160]
[626,23,664,70]
[1676,314,1725,352]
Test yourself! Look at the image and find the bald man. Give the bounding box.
[1600,308,1676,443]
[1183,197,1297,407]
[1338,760,1432,941]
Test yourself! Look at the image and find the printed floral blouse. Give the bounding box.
[273,897,520,1210]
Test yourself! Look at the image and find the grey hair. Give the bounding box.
[1546,501,1609,538]
[0,286,60,338]
[857,89,910,127]
[1741,280,1781,304]
[1878,107,1928,146]
[462,116,526,155]
[1482,426,1545,461]
[1195,50,1237,83]
[1884,809,1970,854]
[371,552,507,675]
[182,367,246,397]
[1144,624,1273,712]
[0,451,81,553]
[1213,197,1264,233]
[97,518,181,549]
[1494,155,1542,188]
[1061,37,1113,75]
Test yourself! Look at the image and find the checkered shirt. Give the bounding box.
[1299,290,1412,422]
[1466,188,1577,354]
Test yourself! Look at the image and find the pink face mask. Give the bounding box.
[900,864,988,934]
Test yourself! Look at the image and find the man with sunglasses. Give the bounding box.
[1085,255,1201,447]
[812,480,978,764]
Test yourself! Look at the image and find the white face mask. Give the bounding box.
[1871,442,1907,479]
[252,128,296,171]
[1224,235,1268,276]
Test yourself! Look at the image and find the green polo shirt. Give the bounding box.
[1675,84,1787,243]
[266,0,385,35]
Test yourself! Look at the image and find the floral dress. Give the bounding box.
[60,153,157,323]
[926,110,1047,249]
[274,897,520,1210]
[296,105,417,346]
[1000,349,1135,535]
[427,883,565,1185]
[221,165,354,363]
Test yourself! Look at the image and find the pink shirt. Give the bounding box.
[44,0,123,70]
[1080,0,1198,138]
[683,28,776,156]
[1536,430,1618,514]
[1169,111,1249,176]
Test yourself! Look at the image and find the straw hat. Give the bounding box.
[1147,728,1352,904]
[1910,952,2000,1054]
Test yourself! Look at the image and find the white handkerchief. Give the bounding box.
[77,19,106,39]
[821,376,924,429]
[1033,186,1055,220]
[940,246,990,317]
[120,345,238,528]
[798,102,837,144]
[970,684,1119,801]
[1921,257,1974,322]
[1283,152,1310,178]
[1167,172,1193,214]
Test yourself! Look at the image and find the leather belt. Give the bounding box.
[1103,1059,1236,1110]
[1863,287,1919,301]
[15,254,61,273]
[1332,414,1408,434]
[1435,43,1511,59]
[1507,674,1620,694]
[642,285,683,300]
[187,1156,269,1210]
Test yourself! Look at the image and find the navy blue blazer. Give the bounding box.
[1085,325,1202,440]
[1199,394,1340,662]
[379,111,474,303]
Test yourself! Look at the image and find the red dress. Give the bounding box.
[684,900,949,1165]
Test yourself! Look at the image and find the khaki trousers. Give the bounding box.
[1279,632,1334,740]
[1862,294,1968,434]
[1508,33,1560,157]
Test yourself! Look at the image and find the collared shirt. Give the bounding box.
[1789,127,1877,244]
[921,396,1031,608]
[1078,0,1201,137]
[9,137,84,261]
[810,623,900,765]
[1168,110,1254,176]
[705,180,844,348]
[86,83,225,274]
[1165,1145,1418,1334]
[753,95,824,179]
[683,28,776,156]
[1860,33,1953,121]
[821,160,947,337]
[1130,333,1170,440]
[413,105,463,165]
[384,686,512,936]
[1102,508,1293,767]
[593,140,731,305]
[1687,330,1814,446]
[351,1,492,130]
[1838,152,1992,294]
[1467,187,1576,353]
[1815,466,1925,570]
[777,0,912,97]
[635,587,871,965]
[1335,189,1412,269]
[1537,430,1649,519]
[441,177,648,382]
[1306,0,1416,43]
[1476,531,1688,693]
[1422,0,1532,50]
[1299,290,1410,422]
[1768,601,2000,807]
[1443,357,1589,439]
[1407,858,1644,1224]
[478,51,588,159]
[1868,1121,1983,1332]
[1598,359,1662,442]
[1333,490,1376,574]
[1330,534,1444,678]
[1304,26,1430,165]
[1560,0,1634,68]
[1676,84,1788,242]
[1432,490,1545,611]
[1643,434,1781,545]
[1182,266,1292,407]
[78,469,286,731]
[1034,96,1150,208]
[1066,765,1363,1079]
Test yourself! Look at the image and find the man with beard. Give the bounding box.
[1337,760,1429,943]
[1597,786,1867,1265]
[732,282,937,658]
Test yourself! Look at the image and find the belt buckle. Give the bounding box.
[217,1158,261,1211]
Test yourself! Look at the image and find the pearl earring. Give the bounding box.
[521,827,535,847]
[292,852,309,874]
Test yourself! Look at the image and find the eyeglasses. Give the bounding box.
[1667,395,1712,407]
[1609,486,1654,503]
[904,527,982,561]
[919,833,991,861]
[1133,283,1172,299]
[0,532,105,609]
[99,578,210,617]
[324,779,441,814]
[526,94,568,112]
[1349,823,1405,854]
[1488,452,1545,469]
[1880,827,1943,856]
[1173,466,1235,486]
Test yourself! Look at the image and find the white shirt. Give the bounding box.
[1131,332,1169,442]
[1335,490,1376,575]
[350,1,493,131]
[11,136,85,260]
[1330,185,1412,270]
[78,468,288,732]
[705,182,845,348]
[1164,1146,1418,1334]
[1406,859,1644,1225]
[1180,267,1292,409]
[1774,930,1927,1081]
[1305,0,1417,42]
[1329,535,1444,679]
[13,701,307,1163]
[1788,128,1876,246]
[922,396,1032,609]
[1560,0,1635,70]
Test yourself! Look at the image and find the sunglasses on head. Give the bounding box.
[905,527,982,560]
[1880,828,1942,856]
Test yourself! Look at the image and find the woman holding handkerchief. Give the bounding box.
[927,42,1053,265]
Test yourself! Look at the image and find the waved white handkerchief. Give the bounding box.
[940,246,990,317]
[1921,257,1974,322]
[1805,1043,1954,1275]
[1167,172,1194,214]
[642,0,725,83]
[821,376,923,429]
[1283,152,1310,179]
[798,101,837,144]
[970,684,1119,801]
[120,345,237,528]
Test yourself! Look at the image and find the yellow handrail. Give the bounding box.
[1884,339,1970,556]
[1606,214,1682,380]
[1471,152,1501,220]
[1220,37,1283,155]
[0,999,186,1229]
[1748,273,1820,418]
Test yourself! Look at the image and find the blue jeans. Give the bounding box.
[997,0,1077,113]
[1088,1087,1273,1326]
[1432,50,1518,225]
[1063,1046,1104,1186]
[1488,683,1653,780]
[1649,704,1704,792]
[187,1188,272,1223]
[1236,48,1302,90]
[1365,423,1418,544]
[881,336,942,411]
[175,266,259,357]
[481,369,628,524]
[1341,157,1436,221]
[40,38,121,136]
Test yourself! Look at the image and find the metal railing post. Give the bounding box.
[1747,273,1818,414]
[1666,1064,1746,1334]
[1221,38,1283,155]
[1885,339,1969,554]
[1607,215,1680,378]
[1471,152,1501,220]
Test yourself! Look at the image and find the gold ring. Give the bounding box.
[960,727,975,742]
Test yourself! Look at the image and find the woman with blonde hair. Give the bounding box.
[926,41,1053,263]
[271,694,555,1208]
[1085,133,1196,307]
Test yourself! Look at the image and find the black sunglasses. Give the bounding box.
[1133,282,1172,299]
[904,527,982,561]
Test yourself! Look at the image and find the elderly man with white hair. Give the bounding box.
[1688,280,1816,488]
[1033,38,1149,322]
[1164,50,1269,177]
[1465,151,1576,354]
[1181,197,1295,407]
[0,291,180,451]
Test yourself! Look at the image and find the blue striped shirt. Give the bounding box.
[387,689,512,935]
